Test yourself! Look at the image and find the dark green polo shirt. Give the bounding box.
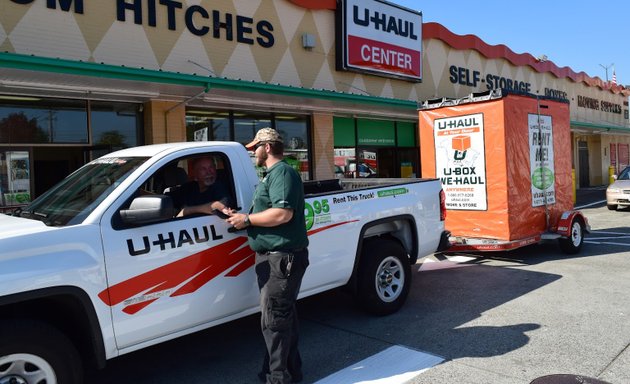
[247,160,309,252]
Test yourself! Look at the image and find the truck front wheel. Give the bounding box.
[356,239,411,316]
[0,319,83,384]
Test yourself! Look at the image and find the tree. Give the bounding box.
[97,130,127,148]
[0,112,49,143]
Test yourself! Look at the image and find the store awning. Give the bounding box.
[571,121,630,135]
[0,52,418,120]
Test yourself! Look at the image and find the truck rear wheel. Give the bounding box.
[0,319,83,384]
[356,239,411,316]
[558,218,584,254]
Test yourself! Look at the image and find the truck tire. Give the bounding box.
[356,239,411,316]
[0,319,83,384]
[558,217,584,254]
[607,204,617,211]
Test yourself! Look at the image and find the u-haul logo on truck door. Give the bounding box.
[126,224,224,256]
[99,222,357,315]
[99,237,254,315]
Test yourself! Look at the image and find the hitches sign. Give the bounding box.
[434,113,488,211]
[337,0,422,82]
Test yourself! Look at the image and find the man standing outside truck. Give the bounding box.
[226,128,309,384]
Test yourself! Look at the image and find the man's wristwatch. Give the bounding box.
[244,214,251,227]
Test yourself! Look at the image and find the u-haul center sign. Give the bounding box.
[337,0,422,82]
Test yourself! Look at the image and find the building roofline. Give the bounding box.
[285,1,630,97]
[423,22,630,97]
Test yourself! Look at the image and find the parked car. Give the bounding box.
[606,165,630,210]
[334,165,345,179]
[345,162,377,178]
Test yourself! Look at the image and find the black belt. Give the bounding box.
[259,247,306,255]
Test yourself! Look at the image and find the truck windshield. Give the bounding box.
[19,157,149,227]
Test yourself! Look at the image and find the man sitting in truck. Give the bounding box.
[166,156,233,216]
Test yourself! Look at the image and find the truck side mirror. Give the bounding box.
[120,195,174,225]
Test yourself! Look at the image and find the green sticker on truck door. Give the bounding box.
[377,188,409,197]
[305,199,331,230]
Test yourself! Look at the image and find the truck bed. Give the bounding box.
[304,178,438,196]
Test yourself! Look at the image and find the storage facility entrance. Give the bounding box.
[578,141,589,187]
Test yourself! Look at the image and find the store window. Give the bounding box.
[276,115,310,181]
[0,98,88,144]
[333,117,419,178]
[186,110,311,180]
[233,112,273,144]
[0,97,142,148]
[395,122,420,178]
[186,110,230,141]
[91,102,142,148]
[0,150,31,211]
[0,96,143,209]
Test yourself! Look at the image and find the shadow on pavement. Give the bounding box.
[85,190,625,383]
[87,261,561,383]
[458,225,630,265]
[298,261,561,378]
[86,312,266,384]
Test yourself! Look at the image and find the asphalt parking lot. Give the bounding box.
[88,187,630,384]
[405,192,630,384]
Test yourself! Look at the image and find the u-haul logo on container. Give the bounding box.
[339,0,422,81]
[434,113,488,211]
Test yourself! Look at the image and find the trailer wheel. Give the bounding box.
[0,319,83,384]
[558,218,584,254]
[356,239,411,316]
[607,204,617,211]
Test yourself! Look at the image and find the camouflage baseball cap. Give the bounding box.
[245,127,283,150]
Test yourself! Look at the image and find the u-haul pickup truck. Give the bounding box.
[0,142,448,383]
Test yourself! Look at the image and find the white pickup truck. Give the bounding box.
[0,142,448,383]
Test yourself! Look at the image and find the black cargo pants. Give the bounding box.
[255,248,309,384]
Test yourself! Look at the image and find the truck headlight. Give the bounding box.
[608,188,621,194]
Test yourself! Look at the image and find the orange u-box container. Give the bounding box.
[419,91,584,251]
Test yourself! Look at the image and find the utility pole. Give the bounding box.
[599,63,614,82]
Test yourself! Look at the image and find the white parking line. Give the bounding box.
[586,230,630,246]
[575,199,606,209]
[418,256,476,272]
[589,230,630,235]
[586,236,630,240]
[585,241,630,246]
[314,345,443,384]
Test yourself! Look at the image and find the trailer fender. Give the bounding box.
[556,210,590,237]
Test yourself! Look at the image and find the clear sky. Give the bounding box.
[392,0,628,87]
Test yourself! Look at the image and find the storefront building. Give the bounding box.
[1,0,628,212]
[421,23,630,188]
